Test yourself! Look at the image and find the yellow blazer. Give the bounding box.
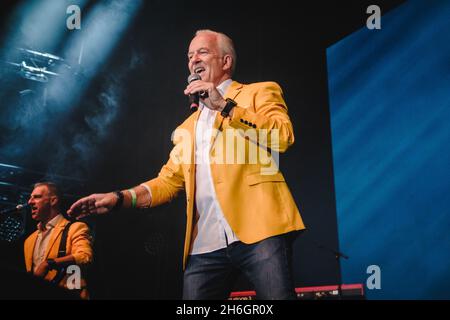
[24,216,93,298]
[143,81,305,268]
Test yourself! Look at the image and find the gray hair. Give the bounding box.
[195,29,237,75]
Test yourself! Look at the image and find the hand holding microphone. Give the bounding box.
[185,74,226,112]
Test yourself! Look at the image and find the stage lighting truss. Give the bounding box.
[5,48,72,83]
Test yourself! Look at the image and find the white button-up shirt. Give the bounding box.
[191,78,240,254]
[32,214,64,272]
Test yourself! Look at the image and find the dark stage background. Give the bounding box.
[0,0,404,299]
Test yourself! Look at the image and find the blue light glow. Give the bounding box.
[327,0,450,299]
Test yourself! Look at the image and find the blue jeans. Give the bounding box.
[182,233,296,300]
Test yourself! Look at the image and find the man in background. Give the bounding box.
[24,182,93,299]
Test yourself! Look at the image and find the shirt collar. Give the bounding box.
[37,213,63,232]
[217,78,233,96]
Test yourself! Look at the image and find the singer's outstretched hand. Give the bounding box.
[184,80,227,112]
[67,193,117,219]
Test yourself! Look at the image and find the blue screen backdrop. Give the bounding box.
[327,0,450,299]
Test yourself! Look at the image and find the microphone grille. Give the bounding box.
[187,73,201,84]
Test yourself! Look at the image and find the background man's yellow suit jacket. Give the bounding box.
[143,81,305,268]
[24,216,93,298]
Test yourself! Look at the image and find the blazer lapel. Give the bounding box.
[191,108,202,166]
[187,109,201,205]
[43,217,69,260]
[24,231,38,272]
[223,80,244,101]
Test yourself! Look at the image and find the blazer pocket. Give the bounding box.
[246,172,285,186]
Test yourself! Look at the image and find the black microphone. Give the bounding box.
[187,73,201,112]
[0,203,29,215]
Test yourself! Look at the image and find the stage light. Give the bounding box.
[0,0,143,165]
